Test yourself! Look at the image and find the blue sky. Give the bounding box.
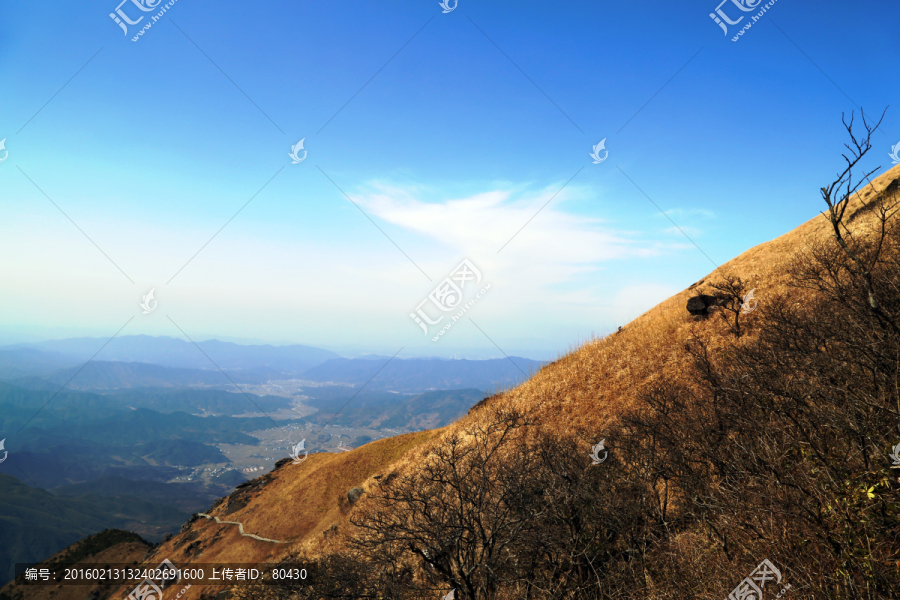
[1,0,898,360]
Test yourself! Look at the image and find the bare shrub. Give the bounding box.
[617,111,900,599]
[704,273,756,336]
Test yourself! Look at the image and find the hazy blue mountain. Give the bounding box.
[4,335,339,374]
[101,465,189,482]
[0,380,291,418]
[0,383,301,488]
[104,387,292,415]
[134,438,230,466]
[301,357,544,392]
[53,475,230,513]
[0,382,123,431]
[304,387,486,430]
[0,347,81,380]
[212,469,248,487]
[0,338,545,396]
[0,383,290,446]
[41,360,282,390]
[0,376,60,391]
[34,408,276,447]
[1,440,229,489]
[0,474,189,584]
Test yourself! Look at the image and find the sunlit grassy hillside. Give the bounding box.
[50,163,900,600]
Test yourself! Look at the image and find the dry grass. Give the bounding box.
[114,430,438,599]
[104,163,900,600]
[469,164,900,437]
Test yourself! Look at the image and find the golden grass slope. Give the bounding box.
[105,430,437,600]
[480,163,900,436]
[98,163,899,600]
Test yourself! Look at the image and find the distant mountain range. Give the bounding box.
[0,336,542,586]
[53,474,236,513]
[0,337,544,393]
[2,335,340,375]
[303,356,544,392]
[104,387,293,414]
[42,360,282,389]
[0,347,79,380]
[304,388,486,430]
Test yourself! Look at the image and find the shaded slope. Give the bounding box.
[0,474,188,585]
[0,529,151,598]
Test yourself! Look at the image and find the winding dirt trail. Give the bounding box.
[196,513,292,544]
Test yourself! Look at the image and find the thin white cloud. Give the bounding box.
[1,180,710,354]
[353,181,657,284]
